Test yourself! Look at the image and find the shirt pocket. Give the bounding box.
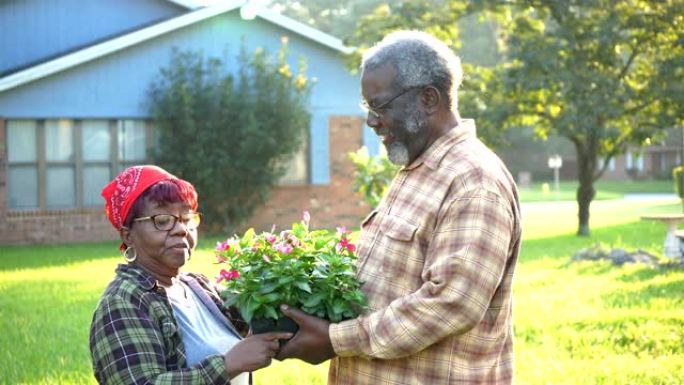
[379,214,422,288]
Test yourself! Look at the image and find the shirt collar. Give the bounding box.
[115,263,159,291]
[403,119,476,171]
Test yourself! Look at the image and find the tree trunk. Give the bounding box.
[575,143,596,237]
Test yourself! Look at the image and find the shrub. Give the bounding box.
[148,42,311,233]
[348,147,399,208]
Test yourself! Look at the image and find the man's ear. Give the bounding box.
[421,86,441,114]
[120,227,133,249]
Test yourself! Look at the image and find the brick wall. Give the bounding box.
[247,116,371,232]
[0,115,372,245]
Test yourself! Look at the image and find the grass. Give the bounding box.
[1,196,683,384]
[519,179,675,202]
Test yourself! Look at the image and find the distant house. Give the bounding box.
[0,0,380,245]
[498,127,682,185]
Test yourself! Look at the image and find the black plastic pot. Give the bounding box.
[250,316,299,347]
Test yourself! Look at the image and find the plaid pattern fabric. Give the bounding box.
[89,264,247,385]
[329,119,522,385]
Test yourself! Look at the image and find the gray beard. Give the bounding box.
[387,107,425,166]
[387,142,410,165]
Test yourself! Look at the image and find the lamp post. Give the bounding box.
[547,154,563,193]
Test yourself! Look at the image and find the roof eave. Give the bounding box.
[0,0,355,93]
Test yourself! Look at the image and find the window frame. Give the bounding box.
[5,118,151,211]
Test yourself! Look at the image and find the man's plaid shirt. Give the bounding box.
[89,264,247,385]
[329,119,522,385]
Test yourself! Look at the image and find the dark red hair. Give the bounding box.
[123,178,198,228]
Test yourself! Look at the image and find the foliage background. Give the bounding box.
[273,0,684,236]
[148,43,311,233]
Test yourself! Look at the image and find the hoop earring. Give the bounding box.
[124,247,137,263]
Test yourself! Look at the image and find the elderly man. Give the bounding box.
[278,30,522,385]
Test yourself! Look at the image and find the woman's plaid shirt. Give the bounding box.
[89,264,247,385]
[329,119,522,385]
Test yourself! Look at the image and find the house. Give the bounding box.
[0,0,380,245]
[498,127,683,185]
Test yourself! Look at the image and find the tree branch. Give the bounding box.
[626,99,656,115]
[617,45,639,82]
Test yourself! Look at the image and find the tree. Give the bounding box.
[343,1,511,148]
[492,0,684,235]
[148,44,311,233]
[264,0,384,39]
[344,0,684,236]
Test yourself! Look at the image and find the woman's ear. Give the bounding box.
[120,227,133,249]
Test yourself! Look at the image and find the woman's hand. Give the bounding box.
[224,332,293,378]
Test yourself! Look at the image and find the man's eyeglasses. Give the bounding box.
[133,213,202,231]
[360,86,423,119]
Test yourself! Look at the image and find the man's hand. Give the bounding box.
[275,305,336,364]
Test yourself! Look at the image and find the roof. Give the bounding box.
[0,0,353,93]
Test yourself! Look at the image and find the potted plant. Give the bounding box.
[215,212,367,340]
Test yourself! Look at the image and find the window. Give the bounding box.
[278,139,309,185]
[6,119,149,210]
[626,151,644,171]
[597,157,616,172]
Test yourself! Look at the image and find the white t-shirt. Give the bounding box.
[167,281,249,385]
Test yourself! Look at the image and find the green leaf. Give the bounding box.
[294,281,312,293]
[260,293,281,303]
[278,276,295,285]
[332,299,347,315]
[301,293,324,307]
[264,306,279,320]
[259,283,278,294]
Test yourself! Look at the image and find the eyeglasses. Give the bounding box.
[360,86,423,120]
[133,213,202,231]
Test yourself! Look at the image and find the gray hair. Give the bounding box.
[361,31,463,111]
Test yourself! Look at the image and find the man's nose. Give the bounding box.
[366,112,380,128]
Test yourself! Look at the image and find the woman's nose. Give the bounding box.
[170,219,189,235]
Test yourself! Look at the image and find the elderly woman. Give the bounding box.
[90,165,290,385]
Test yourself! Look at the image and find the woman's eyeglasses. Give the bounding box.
[133,213,202,231]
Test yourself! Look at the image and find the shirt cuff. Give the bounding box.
[329,318,363,357]
[199,354,232,384]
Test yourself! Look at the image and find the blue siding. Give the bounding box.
[310,113,330,184]
[363,125,381,157]
[0,0,183,74]
[0,10,371,184]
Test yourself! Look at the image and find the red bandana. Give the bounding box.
[101,165,177,249]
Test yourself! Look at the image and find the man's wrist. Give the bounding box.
[329,319,363,357]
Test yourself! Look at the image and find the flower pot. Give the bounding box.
[250,316,299,347]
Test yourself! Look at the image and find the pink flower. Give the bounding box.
[263,254,271,263]
[265,233,277,244]
[274,242,293,255]
[336,226,350,236]
[337,237,356,253]
[302,211,311,226]
[216,269,240,283]
[215,240,231,252]
[286,233,301,247]
[215,254,227,263]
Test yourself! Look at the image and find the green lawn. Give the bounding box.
[1,196,683,384]
[519,179,675,202]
